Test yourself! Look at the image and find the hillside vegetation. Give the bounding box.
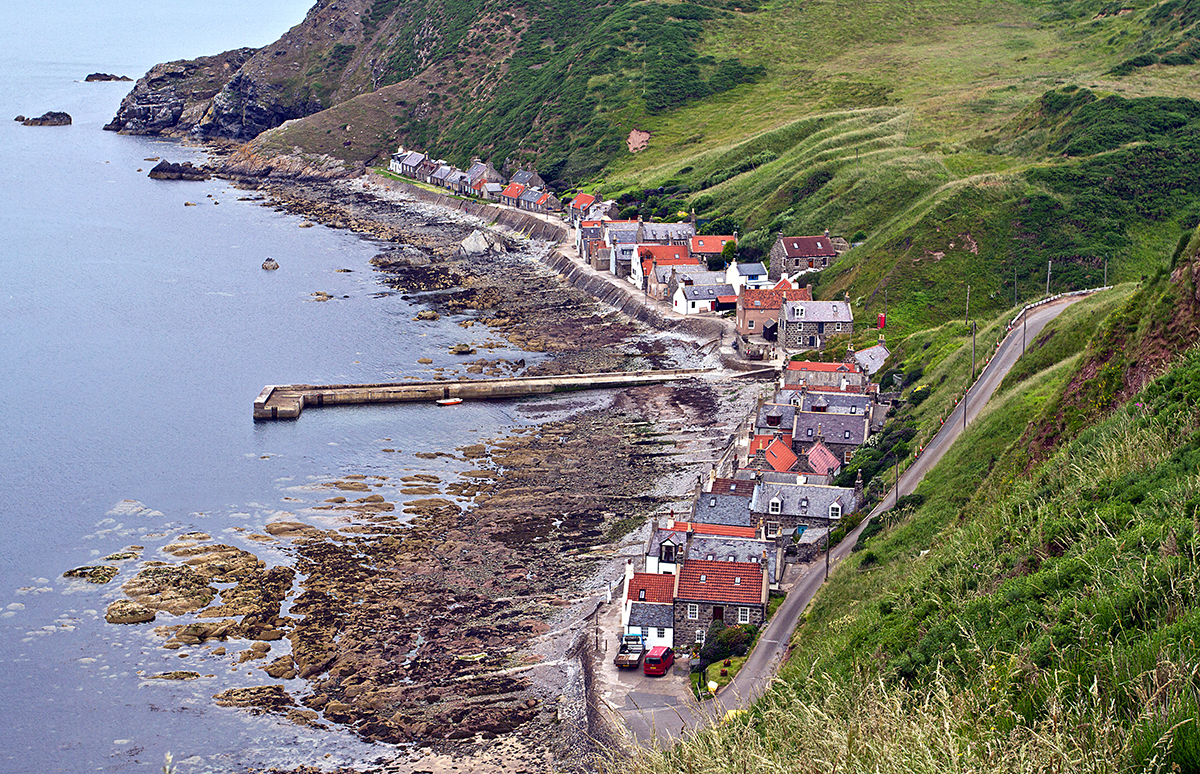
[615,237,1200,773]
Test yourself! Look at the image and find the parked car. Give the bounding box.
[643,645,674,676]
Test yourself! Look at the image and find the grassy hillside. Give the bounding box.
[616,259,1200,773]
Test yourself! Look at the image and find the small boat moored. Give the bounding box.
[436,397,463,406]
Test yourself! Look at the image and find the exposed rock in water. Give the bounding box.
[148,160,210,180]
[105,599,156,624]
[213,685,295,715]
[21,111,71,127]
[262,258,279,270]
[12,115,24,122]
[121,563,217,615]
[147,671,200,680]
[85,73,132,82]
[63,565,118,584]
[449,343,476,355]
[414,309,439,321]
[103,48,258,135]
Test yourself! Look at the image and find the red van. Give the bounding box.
[643,646,674,676]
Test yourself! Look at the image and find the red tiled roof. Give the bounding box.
[570,193,596,210]
[738,285,813,312]
[779,383,866,394]
[750,434,792,455]
[805,441,841,476]
[786,361,862,373]
[581,220,602,228]
[501,183,526,199]
[676,559,764,605]
[765,438,798,472]
[535,192,552,206]
[778,235,837,258]
[639,245,698,276]
[626,572,675,604]
[667,522,758,538]
[710,478,756,497]
[718,295,738,304]
[689,235,737,255]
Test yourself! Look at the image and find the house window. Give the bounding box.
[687,603,699,620]
[796,307,804,318]
[695,628,704,642]
[806,428,814,438]
[657,627,666,639]
[738,607,751,625]
[829,503,842,521]
[690,301,696,310]
[734,576,741,585]
[844,430,851,439]
[850,405,857,414]
[801,498,808,509]
[699,574,707,583]
[728,556,736,562]
[835,322,842,332]
[638,589,646,600]
[641,626,650,639]
[748,319,755,330]
[766,521,780,538]
[769,498,781,515]
[809,336,817,347]
[662,544,675,563]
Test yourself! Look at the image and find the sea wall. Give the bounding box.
[374,176,567,241]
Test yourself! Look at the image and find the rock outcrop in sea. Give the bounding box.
[20,111,71,126]
[85,73,131,82]
[147,160,210,180]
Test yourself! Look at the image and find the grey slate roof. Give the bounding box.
[782,300,854,324]
[628,602,675,629]
[792,411,869,446]
[681,284,735,301]
[688,535,777,580]
[750,481,859,520]
[692,492,753,527]
[755,403,796,434]
[796,526,831,545]
[641,222,696,242]
[736,262,767,277]
[734,469,832,486]
[854,343,891,375]
[607,228,640,244]
[781,390,873,415]
[647,527,687,561]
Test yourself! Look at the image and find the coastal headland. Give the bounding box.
[96,163,763,773]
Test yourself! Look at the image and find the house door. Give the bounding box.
[712,606,724,621]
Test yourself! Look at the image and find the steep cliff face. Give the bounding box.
[104,48,257,135]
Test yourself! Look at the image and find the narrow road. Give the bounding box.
[616,293,1092,743]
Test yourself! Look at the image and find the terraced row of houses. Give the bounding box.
[388,147,565,214]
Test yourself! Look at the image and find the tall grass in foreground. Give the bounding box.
[615,660,1197,774]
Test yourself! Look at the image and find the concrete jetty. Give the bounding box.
[254,368,712,419]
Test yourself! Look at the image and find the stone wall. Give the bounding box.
[673,600,765,646]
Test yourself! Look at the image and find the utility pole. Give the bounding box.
[1105,256,1108,287]
[971,321,977,382]
[965,284,970,327]
[1046,260,1052,297]
[1014,266,1018,308]
[825,538,830,580]
[963,381,968,432]
[1023,309,1027,354]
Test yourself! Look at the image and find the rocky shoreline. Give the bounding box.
[92,171,760,773]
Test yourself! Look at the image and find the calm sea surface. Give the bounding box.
[0,4,555,770]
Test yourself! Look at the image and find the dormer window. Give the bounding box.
[734,577,742,585]
[801,498,809,509]
[707,554,715,561]
[709,497,716,507]
[769,498,781,515]
[727,556,735,562]
[699,574,707,583]
[638,589,646,600]
[829,503,842,520]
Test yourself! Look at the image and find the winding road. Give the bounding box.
[612,292,1094,743]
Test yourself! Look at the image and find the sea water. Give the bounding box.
[0,4,552,770]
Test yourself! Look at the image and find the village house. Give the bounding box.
[767,233,839,282]
[791,411,870,464]
[849,334,892,376]
[414,157,439,183]
[500,182,525,209]
[749,477,862,538]
[725,262,769,294]
[567,193,597,227]
[735,279,813,338]
[622,563,676,649]
[509,169,546,189]
[389,148,428,178]
[732,468,833,487]
[671,276,736,316]
[631,244,696,292]
[603,220,641,278]
[688,235,737,266]
[690,491,754,527]
[674,558,769,646]
[640,220,696,246]
[646,519,759,574]
[780,360,870,391]
[779,299,854,350]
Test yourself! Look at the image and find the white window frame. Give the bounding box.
[687,603,699,620]
[829,503,842,521]
[641,625,650,639]
[768,498,781,515]
[657,627,666,639]
[748,319,755,330]
[835,322,842,332]
[738,607,751,625]
[766,521,781,538]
